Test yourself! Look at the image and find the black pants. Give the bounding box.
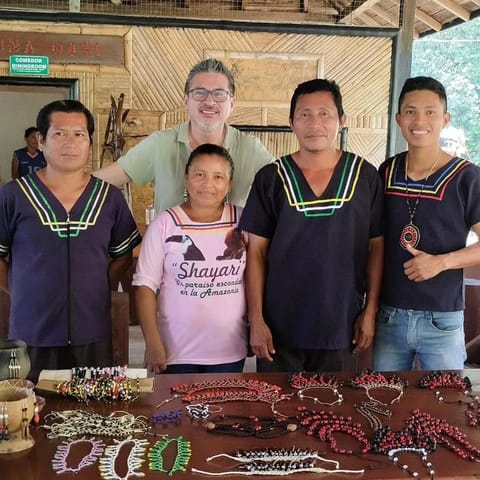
[27,339,113,383]
[256,344,355,373]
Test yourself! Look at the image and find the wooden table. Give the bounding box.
[1,371,480,479]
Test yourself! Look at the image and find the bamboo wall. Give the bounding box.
[0,21,392,229]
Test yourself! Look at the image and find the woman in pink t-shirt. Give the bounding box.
[133,144,248,374]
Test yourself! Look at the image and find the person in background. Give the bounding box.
[134,143,248,374]
[11,126,46,178]
[373,76,480,371]
[94,58,273,213]
[0,100,141,382]
[239,79,384,373]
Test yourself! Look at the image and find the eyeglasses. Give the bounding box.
[188,88,232,102]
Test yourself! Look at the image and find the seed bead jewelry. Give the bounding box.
[41,410,150,439]
[192,455,365,476]
[8,349,21,379]
[0,402,10,441]
[152,409,182,424]
[52,437,105,474]
[21,400,29,440]
[170,378,288,405]
[56,366,139,403]
[99,438,149,480]
[288,372,343,406]
[296,407,371,454]
[205,414,297,439]
[149,436,192,475]
[350,370,407,405]
[186,403,222,420]
[207,447,340,468]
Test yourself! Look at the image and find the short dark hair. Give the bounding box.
[185,143,234,180]
[24,126,39,138]
[184,58,236,96]
[398,76,447,113]
[36,100,95,143]
[290,78,344,122]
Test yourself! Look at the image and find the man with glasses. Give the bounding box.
[95,58,273,213]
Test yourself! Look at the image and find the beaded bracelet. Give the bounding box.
[152,409,182,424]
[41,410,150,439]
[149,436,192,475]
[99,438,149,480]
[350,370,407,405]
[205,414,297,439]
[51,437,105,474]
[56,366,140,403]
[186,404,222,420]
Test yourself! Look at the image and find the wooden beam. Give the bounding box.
[371,4,398,25]
[340,0,381,21]
[357,12,383,26]
[432,0,470,21]
[415,7,442,31]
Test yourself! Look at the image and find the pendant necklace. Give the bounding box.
[399,154,440,250]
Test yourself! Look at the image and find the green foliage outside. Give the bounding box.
[412,17,480,164]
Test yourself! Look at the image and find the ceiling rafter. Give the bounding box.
[415,7,442,31]
[431,0,470,21]
[370,4,398,25]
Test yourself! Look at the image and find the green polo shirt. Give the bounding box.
[118,121,273,213]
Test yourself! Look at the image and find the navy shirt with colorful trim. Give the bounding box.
[380,152,480,312]
[0,174,141,347]
[239,152,383,350]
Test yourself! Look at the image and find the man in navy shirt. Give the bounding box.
[240,79,383,372]
[0,100,141,381]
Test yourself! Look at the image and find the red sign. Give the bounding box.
[0,31,124,65]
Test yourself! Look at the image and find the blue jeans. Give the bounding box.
[163,359,245,374]
[372,304,466,371]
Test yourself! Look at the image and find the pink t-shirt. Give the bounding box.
[133,204,248,365]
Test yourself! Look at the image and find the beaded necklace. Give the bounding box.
[148,436,192,475]
[51,437,105,474]
[350,370,407,405]
[296,407,371,454]
[388,447,436,480]
[170,378,288,405]
[288,372,343,406]
[192,446,365,476]
[99,438,149,480]
[206,447,339,467]
[41,410,150,439]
